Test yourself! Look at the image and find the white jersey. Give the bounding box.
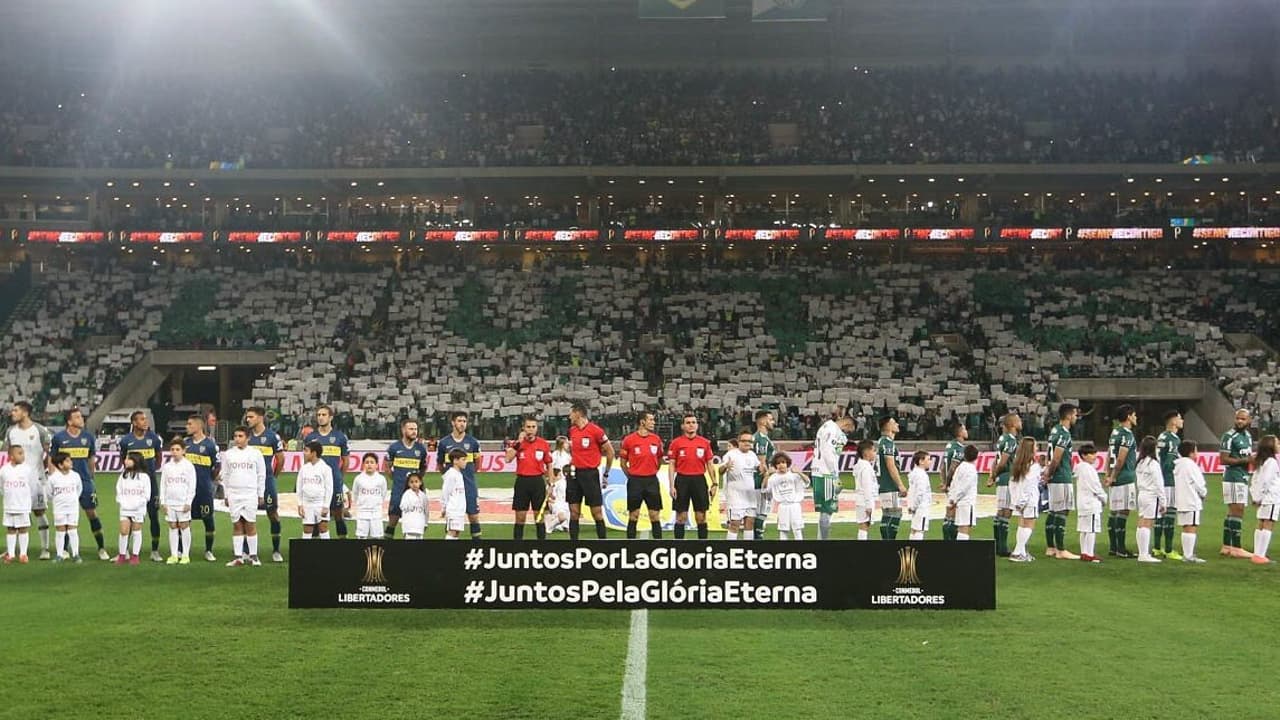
[296,461,334,506]
[1136,457,1163,497]
[721,449,759,486]
[812,420,847,477]
[5,422,51,481]
[1017,463,1045,510]
[1074,462,1105,515]
[351,471,388,519]
[116,472,151,514]
[1,463,37,514]
[441,467,466,516]
[1173,456,1207,512]
[548,477,568,507]
[399,487,428,518]
[767,471,807,504]
[220,445,266,503]
[907,466,932,513]
[1251,456,1280,505]
[159,458,197,510]
[851,458,877,503]
[551,450,572,477]
[947,462,978,506]
[47,469,83,515]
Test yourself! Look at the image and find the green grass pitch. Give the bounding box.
[3,472,1278,719]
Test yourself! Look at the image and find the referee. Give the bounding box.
[667,413,717,539]
[619,411,664,539]
[567,403,615,540]
[505,417,553,540]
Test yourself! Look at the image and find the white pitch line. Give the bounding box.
[619,609,649,720]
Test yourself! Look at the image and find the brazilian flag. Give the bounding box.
[751,0,828,22]
[638,0,725,19]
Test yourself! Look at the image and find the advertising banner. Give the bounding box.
[288,539,996,610]
[421,230,502,242]
[26,231,105,244]
[520,229,600,242]
[622,229,702,241]
[822,228,901,241]
[126,231,205,244]
[722,228,803,241]
[225,231,305,243]
[324,231,401,243]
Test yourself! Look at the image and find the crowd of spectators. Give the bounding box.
[2,67,1276,170]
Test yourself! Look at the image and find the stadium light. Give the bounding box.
[197,366,217,372]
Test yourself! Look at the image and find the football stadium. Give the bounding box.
[2,0,1280,717]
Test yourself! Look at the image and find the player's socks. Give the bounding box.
[1054,514,1067,550]
[169,528,179,557]
[753,516,766,540]
[68,531,80,558]
[17,532,28,557]
[1229,516,1243,548]
[957,532,970,541]
[180,527,192,557]
[793,529,804,539]
[230,534,243,560]
[247,535,259,558]
[55,530,66,557]
[891,514,903,539]
[1014,526,1032,556]
[594,520,606,539]
[271,518,282,552]
[204,514,216,551]
[1255,529,1271,558]
[117,534,129,557]
[1181,532,1196,558]
[651,525,662,540]
[513,523,525,540]
[384,527,396,540]
[1137,526,1152,558]
[674,523,686,540]
[535,523,547,540]
[909,531,923,540]
[626,520,638,539]
[1163,510,1178,552]
[319,531,330,540]
[1223,517,1233,547]
[470,521,483,540]
[819,513,832,540]
[725,531,738,540]
[857,529,868,540]
[1106,515,1118,553]
[129,530,142,556]
[89,516,105,549]
[569,519,580,540]
[991,517,1004,551]
[1116,515,1130,552]
[1079,531,1095,557]
[696,523,708,539]
[335,517,347,538]
[149,507,161,551]
[37,516,49,552]
[5,534,14,557]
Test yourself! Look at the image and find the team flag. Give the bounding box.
[638,0,726,20]
[751,0,828,22]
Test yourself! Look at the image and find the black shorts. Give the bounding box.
[512,475,548,512]
[627,475,662,512]
[566,467,604,508]
[673,473,710,513]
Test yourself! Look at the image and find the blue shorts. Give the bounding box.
[389,481,406,516]
[463,476,479,516]
[192,482,215,520]
[262,477,278,512]
[331,490,346,511]
[79,480,98,511]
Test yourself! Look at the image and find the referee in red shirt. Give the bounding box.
[567,402,615,540]
[619,410,664,539]
[667,412,717,539]
[505,416,553,540]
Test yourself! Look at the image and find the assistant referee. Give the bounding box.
[667,412,717,539]
[567,403,615,540]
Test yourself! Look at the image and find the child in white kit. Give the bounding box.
[351,454,388,539]
[2,445,36,563]
[398,473,429,540]
[47,452,83,562]
[544,467,570,534]
[440,449,469,539]
[160,439,197,564]
[116,453,152,565]
[763,453,809,540]
[907,451,933,540]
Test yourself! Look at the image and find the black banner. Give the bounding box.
[289,540,995,610]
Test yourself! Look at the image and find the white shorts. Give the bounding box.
[878,491,902,511]
[996,485,1014,511]
[401,513,427,536]
[726,483,759,518]
[120,509,146,524]
[852,503,874,525]
[54,511,79,527]
[1177,510,1201,527]
[1015,500,1039,520]
[229,501,257,523]
[910,510,931,533]
[1048,484,1075,512]
[1077,512,1102,534]
[356,518,382,538]
[727,506,756,523]
[30,484,47,512]
[775,503,803,532]
[4,511,30,528]
[952,503,976,527]
[300,504,327,525]
[1137,491,1164,520]
[1109,485,1137,512]
[1164,486,1176,508]
[165,508,192,523]
[549,501,569,518]
[1223,482,1249,505]
[446,514,466,533]
[1258,504,1280,523]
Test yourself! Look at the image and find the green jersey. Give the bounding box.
[1107,425,1137,485]
[876,435,899,493]
[943,440,964,488]
[1047,424,1073,484]
[1156,430,1180,487]
[752,430,776,489]
[994,432,1018,486]
[1220,429,1253,484]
